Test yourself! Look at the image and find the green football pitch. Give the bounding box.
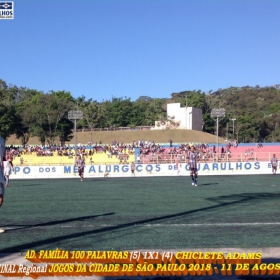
[1,175,280,253]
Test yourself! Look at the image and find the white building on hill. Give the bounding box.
[153,103,203,131]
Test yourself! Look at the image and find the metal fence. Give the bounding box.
[77,126,152,132]
[140,152,279,165]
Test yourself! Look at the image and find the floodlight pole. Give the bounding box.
[68,109,83,164]
[211,108,225,158]
[216,117,219,153]
[74,118,77,161]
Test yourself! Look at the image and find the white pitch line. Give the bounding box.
[4,222,280,230]
[141,223,280,226]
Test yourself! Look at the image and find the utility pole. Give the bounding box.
[230,118,236,138]
[226,122,229,141]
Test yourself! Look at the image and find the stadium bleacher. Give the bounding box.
[6,141,280,166]
[11,150,134,166]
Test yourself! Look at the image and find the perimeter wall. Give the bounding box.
[10,161,276,179]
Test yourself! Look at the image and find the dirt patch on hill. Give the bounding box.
[6,130,225,146]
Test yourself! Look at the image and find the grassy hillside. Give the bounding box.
[6,129,225,146]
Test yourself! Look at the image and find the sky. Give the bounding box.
[1,0,280,102]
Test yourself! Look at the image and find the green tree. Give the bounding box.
[129,99,149,126]
[57,118,73,146]
[16,90,74,145]
[80,98,101,140]
[0,81,20,139]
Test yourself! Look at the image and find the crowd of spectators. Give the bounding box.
[5,139,239,165]
[4,141,136,164]
[138,140,237,162]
